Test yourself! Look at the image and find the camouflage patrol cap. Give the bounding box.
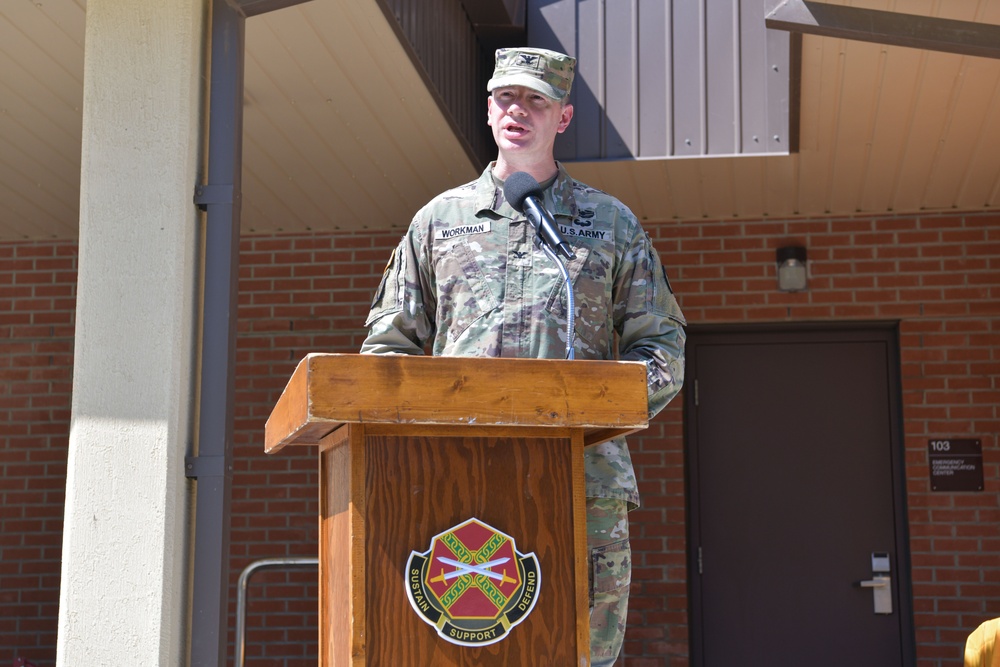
[487,47,576,102]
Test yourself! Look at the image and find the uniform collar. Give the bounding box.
[474,162,579,220]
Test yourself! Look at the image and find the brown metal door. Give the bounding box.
[686,327,914,667]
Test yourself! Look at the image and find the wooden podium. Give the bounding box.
[265,354,648,667]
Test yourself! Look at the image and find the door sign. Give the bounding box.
[928,439,984,492]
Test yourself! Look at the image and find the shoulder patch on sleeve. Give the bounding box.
[366,241,405,326]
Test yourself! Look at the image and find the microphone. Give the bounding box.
[503,172,577,260]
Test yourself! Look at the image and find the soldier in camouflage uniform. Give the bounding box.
[361,46,685,666]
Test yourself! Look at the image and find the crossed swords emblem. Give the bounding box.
[431,556,516,584]
[432,530,516,583]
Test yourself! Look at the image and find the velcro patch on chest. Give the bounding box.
[435,221,491,240]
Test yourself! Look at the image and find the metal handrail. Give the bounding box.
[234,557,319,667]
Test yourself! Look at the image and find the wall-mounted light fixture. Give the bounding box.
[776,245,808,292]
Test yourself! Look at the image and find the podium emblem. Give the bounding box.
[405,518,540,646]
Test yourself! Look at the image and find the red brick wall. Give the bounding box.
[0,241,77,666]
[2,212,997,666]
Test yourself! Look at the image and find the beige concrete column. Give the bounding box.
[57,1,207,665]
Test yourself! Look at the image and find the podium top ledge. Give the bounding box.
[265,353,649,454]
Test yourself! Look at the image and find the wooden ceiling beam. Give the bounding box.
[766,0,1000,60]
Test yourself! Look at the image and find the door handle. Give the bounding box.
[856,574,893,614]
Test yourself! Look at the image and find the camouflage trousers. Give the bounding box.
[588,497,631,667]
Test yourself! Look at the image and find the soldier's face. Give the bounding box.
[487,86,573,162]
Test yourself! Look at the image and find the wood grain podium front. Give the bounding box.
[265,354,648,667]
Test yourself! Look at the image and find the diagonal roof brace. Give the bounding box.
[766,0,1000,60]
[236,0,313,18]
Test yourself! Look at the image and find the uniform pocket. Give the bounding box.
[436,240,497,342]
[590,538,632,595]
[543,246,613,355]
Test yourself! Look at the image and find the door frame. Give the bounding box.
[683,322,916,666]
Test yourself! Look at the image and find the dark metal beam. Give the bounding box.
[190,1,320,664]
[766,0,1000,60]
[188,0,243,665]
